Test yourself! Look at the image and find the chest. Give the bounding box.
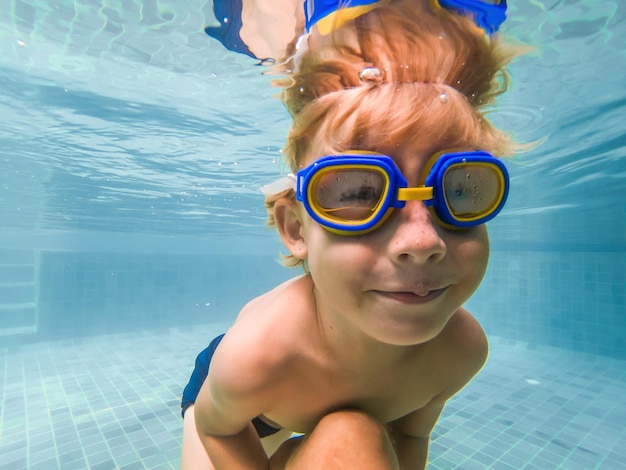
[264,356,440,433]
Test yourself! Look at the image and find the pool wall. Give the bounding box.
[1,211,624,360]
[0,234,291,344]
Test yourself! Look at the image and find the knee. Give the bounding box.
[306,410,399,469]
[315,409,393,446]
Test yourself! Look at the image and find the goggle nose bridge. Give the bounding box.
[396,187,435,203]
[291,151,509,235]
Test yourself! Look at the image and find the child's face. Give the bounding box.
[293,135,491,346]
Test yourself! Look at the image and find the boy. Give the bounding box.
[183,80,515,469]
[182,1,521,468]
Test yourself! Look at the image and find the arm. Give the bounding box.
[390,308,489,469]
[181,404,217,470]
[395,436,430,470]
[388,400,446,470]
[193,335,280,470]
[194,413,268,470]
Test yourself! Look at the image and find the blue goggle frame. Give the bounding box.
[294,150,510,235]
[305,0,507,35]
[437,0,507,34]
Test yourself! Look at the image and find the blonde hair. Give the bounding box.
[267,0,527,269]
[276,0,525,116]
[267,82,516,269]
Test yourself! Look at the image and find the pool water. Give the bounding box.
[1,0,625,469]
[1,329,624,469]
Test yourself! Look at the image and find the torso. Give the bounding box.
[218,275,487,435]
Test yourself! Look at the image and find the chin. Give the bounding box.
[371,306,455,346]
[374,323,445,347]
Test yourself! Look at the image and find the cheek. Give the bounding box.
[306,230,373,283]
[300,222,333,271]
[476,226,491,264]
[451,226,490,279]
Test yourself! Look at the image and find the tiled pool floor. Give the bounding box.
[1,325,624,470]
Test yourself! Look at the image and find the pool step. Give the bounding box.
[0,249,39,336]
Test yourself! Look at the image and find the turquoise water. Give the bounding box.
[0,0,625,469]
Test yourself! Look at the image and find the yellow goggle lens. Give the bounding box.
[308,166,390,225]
[443,163,505,222]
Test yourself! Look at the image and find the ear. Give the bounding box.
[273,198,308,260]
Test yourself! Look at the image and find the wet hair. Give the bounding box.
[276,0,526,117]
[266,82,516,269]
[267,0,527,269]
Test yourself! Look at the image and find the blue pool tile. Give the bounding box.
[490,460,519,470]
[85,450,115,466]
[0,456,27,470]
[119,462,146,470]
[1,328,623,470]
[90,459,118,470]
[498,451,531,468]
[28,459,59,470]
[429,456,459,469]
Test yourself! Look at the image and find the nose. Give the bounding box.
[386,201,447,264]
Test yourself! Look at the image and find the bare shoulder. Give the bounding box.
[195,275,314,435]
[432,307,488,395]
[442,307,488,354]
[390,309,488,439]
[215,276,312,392]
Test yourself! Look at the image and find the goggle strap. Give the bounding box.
[397,186,434,202]
[259,174,296,197]
[314,4,380,35]
[304,0,506,35]
[305,0,382,33]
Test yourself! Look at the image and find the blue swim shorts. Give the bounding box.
[181,334,282,438]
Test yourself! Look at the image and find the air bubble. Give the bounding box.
[359,67,383,83]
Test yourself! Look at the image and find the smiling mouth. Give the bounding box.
[375,287,447,304]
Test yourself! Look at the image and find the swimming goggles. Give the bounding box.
[262,151,509,235]
[305,0,507,35]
